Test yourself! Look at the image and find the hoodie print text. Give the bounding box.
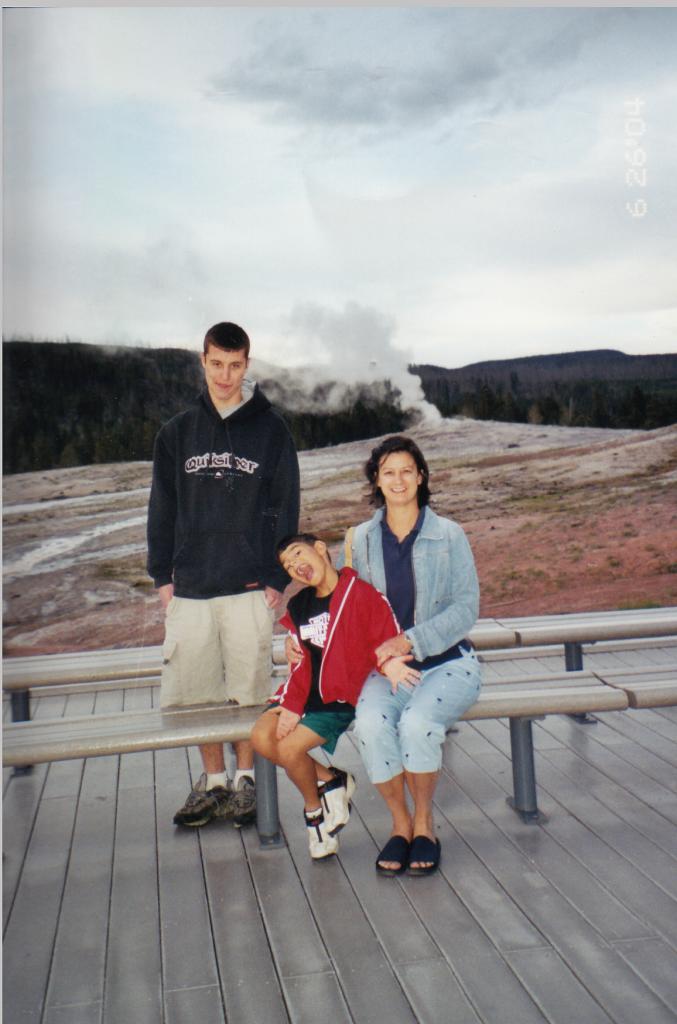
[184,450,260,475]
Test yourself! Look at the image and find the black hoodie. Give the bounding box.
[147,384,299,598]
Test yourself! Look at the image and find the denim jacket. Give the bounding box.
[337,506,479,662]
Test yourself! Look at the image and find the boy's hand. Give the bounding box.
[382,655,421,694]
[275,707,301,739]
[284,634,303,666]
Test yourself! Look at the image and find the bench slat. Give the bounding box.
[507,616,677,647]
[6,608,676,690]
[3,674,630,767]
[594,670,677,709]
[463,685,628,720]
[2,703,266,767]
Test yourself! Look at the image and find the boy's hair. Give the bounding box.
[276,532,332,566]
[203,322,250,359]
[364,434,431,508]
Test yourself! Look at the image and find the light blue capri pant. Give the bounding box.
[353,647,482,784]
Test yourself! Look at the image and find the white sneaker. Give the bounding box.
[305,808,339,859]
[318,768,356,836]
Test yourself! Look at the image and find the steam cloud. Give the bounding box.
[253,301,441,424]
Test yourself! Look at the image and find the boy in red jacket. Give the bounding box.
[251,533,419,859]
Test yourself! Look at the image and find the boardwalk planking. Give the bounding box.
[446,736,656,944]
[538,715,677,820]
[437,737,677,1024]
[275,772,419,1024]
[536,746,677,874]
[104,687,163,1024]
[611,938,677,1017]
[455,724,677,966]
[154,745,224,1017]
[4,644,677,1024]
[2,695,61,928]
[336,740,549,1024]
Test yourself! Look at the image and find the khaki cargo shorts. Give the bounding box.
[160,591,275,709]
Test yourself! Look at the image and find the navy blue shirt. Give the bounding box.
[381,509,469,671]
[381,509,423,632]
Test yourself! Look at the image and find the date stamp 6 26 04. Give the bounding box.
[624,98,647,218]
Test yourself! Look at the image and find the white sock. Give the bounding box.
[206,772,228,790]
[234,768,254,787]
[305,806,322,819]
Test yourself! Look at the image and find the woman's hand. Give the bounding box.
[275,707,301,739]
[284,634,303,666]
[376,634,413,667]
[381,655,421,694]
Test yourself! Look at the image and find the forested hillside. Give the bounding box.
[2,340,406,474]
[3,340,676,474]
[413,349,677,428]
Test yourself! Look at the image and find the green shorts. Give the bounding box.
[301,708,355,755]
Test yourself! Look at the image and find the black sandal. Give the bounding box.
[407,835,441,876]
[375,835,411,876]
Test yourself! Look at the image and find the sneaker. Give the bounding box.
[305,808,338,859]
[318,767,356,836]
[173,773,235,828]
[232,774,256,828]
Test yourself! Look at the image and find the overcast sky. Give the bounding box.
[3,6,676,371]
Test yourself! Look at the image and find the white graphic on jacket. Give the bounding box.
[184,451,260,475]
[299,612,330,648]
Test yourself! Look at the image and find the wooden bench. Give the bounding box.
[2,700,284,846]
[4,608,676,831]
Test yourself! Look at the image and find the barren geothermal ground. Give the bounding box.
[3,418,676,656]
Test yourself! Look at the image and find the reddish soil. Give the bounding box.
[3,420,676,656]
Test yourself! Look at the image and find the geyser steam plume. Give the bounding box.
[253,301,441,424]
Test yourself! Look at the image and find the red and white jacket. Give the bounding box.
[271,567,400,716]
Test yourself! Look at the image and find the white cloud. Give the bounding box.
[3,6,676,367]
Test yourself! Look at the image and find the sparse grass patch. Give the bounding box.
[616,598,661,610]
[96,559,153,589]
[507,493,563,512]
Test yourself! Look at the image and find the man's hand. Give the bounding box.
[284,633,303,666]
[158,583,174,610]
[375,633,413,667]
[264,586,283,610]
[275,707,301,740]
[381,655,421,694]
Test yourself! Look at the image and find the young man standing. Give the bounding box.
[147,321,300,828]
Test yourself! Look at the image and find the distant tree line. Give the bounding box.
[3,341,675,475]
[2,340,407,474]
[413,350,677,430]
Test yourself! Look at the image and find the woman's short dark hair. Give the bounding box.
[364,435,431,508]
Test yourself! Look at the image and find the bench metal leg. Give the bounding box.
[10,692,34,775]
[254,752,284,848]
[11,691,30,722]
[564,642,597,725]
[506,717,547,824]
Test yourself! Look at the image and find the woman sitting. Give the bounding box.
[340,435,481,876]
